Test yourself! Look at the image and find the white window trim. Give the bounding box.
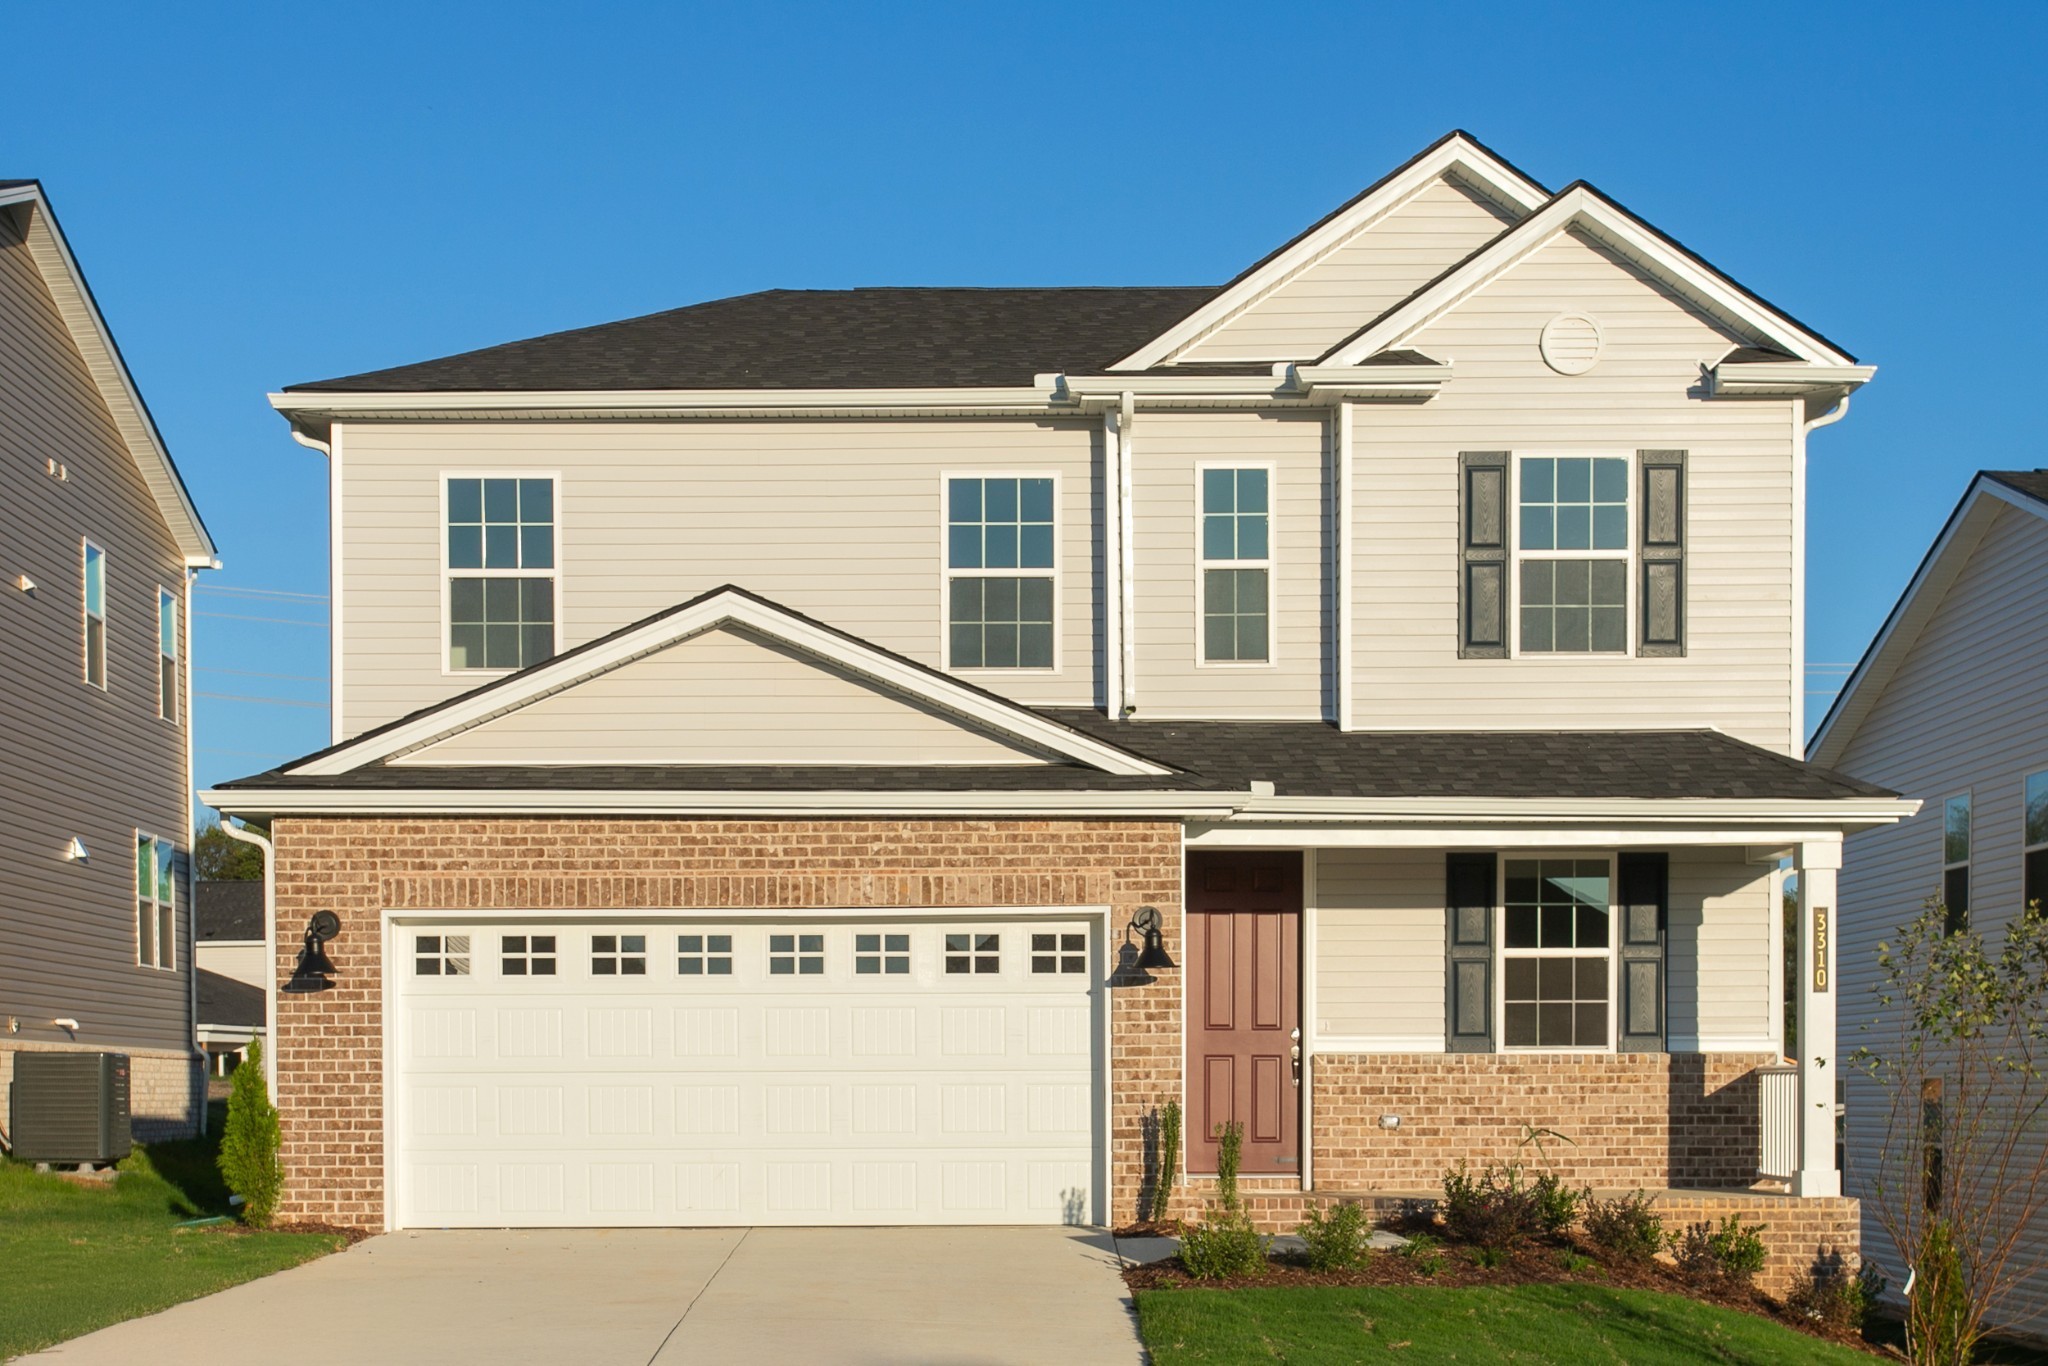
[158,585,178,721]
[1193,459,1278,669]
[1495,851,1618,1053]
[1508,453,1634,660]
[438,470,565,678]
[938,470,1063,676]
[83,538,108,690]
[136,830,175,971]
[1941,789,1972,897]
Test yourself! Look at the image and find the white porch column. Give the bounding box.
[1793,836,1843,1197]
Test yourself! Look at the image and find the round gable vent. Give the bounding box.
[1540,313,1603,375]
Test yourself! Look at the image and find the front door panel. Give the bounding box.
[1186,851,1302,1175]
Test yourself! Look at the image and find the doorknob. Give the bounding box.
[1289,1039,1302,1087]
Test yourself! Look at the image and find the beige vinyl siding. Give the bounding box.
[1834,504,2048,1328]
[1348,226,1799,753]
[1131,410,1328,718]
[1178,175,1520,363]
[0,204,193,1053]
[399,624,1047,766]
[1311,847,1775,1052]
[338,418,1100,737]
[196,942,267,990]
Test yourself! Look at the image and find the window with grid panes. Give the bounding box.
[1201,467,1271,662]
[1031,932,1085,974]
[946,476,1055,668]
[769,933,824,975]
[677,934,733,976]
[500,935,556,975]
[945,932,1000,974]
[591,934,646,975]
[135,834,174,969]
[1943,793,1972,934]
[1517,457,1628,653]
[415,934,470,976]
[855,933,909,975]
[1501,859,1611,1047]
[447,476,556,670]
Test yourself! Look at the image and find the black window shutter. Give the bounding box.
[1638,451,1686,657]
[1446,852,1497,1052]
[1617,852,1668,1052]
[1459,453,1510,659]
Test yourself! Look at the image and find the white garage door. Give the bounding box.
[393,915,1102,1228]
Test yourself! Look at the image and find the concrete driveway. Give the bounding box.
[27,1227,1149,1365]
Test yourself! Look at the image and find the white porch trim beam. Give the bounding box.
[1793,837,1843,1197]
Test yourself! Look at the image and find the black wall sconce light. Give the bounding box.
[283,911,342,994]
[1129,905,1175,971]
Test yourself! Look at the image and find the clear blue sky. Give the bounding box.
[10,2,2044,794]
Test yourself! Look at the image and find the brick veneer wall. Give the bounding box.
[0,1041,202,1144]
[268,816,1183,1230]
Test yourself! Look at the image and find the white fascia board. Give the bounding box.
[1324,186,1856,368]
[286,589,1172,779]
[202,787,1238,819]
[1228,794,1919,826]
[1,184,217,559]
[1286,362,1452,399]
[1108,134,1549,371]
[268,386,1058,421]
[1054,374,1292,403]
[1710,362,1877,397]
[1808,479,2044,767]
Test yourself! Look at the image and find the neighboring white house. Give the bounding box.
[1809,468,2048,1326]
[195,880,266,1073]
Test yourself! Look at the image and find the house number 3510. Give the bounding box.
[1812,906,1830,992]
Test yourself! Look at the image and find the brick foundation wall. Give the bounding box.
[0,1041,203,1144]
[269,816,1183,1230]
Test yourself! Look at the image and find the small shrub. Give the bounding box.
[1398,1232,1445,1277]
[1214,1119,1244,1213]
[1787,1257,1885,1336]
[1557,1249,1597,1275]
[1297,1201,1369,1272]
[1469,1244,1509,1269]
[1582,1189,1665,1264]
[217,1038,282,1227]
[1676,1214,1769,1289]
[1148,1100,1181,1223]
[1440,1161,1544,1249]
[1179,1212,1268,1280]
[1907,1218,1974,1365]
[1532,1171,1581,1237]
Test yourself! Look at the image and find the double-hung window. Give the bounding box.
[1200,466,1271,663]
[2026,771,2048,917]
[1501,858,1611,1048]
[1517,456,1629,654]
[158,588,178,720]
[1942,793,1971,934]
[945,475,1055,670]
[83,541,107,688]
[136,834,174,969]
[446,476,557,672]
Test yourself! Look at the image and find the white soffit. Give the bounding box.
[1108,132,1549,372]
[1321,183,1858,368]
[0,183,216,559]
[286,587,1173,779]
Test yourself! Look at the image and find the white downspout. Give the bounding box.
[220,819,277,1095]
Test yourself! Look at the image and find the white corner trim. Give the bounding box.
[1324,185,1857,368]
[1109,134,1548,371]
[283,588,1172,779]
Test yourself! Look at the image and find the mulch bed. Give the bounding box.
[1123,1232,1892,1358]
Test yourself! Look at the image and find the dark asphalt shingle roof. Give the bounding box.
[288,287,1221,393]
[197,881,265,941]
[197,970,265,1030]
[1987,469,2048,504]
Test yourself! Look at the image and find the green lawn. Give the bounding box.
[1136,1283,1875,1364]
[0,1134,345,1360]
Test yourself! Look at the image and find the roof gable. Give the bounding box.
[0,183,214,559]
[288,586,1173,779]
[1809,474,2048,768]
[1111,131,1549,371]
[1321,182,1857,368]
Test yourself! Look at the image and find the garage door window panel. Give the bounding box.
[501,935,556,976]
[1032,933,1086,975]
[592,934,647,976]
[946,933,1001,975]
[855,933,910,975]
[679,934,734,976]
[416,934,471,977]
[771,933,825,976]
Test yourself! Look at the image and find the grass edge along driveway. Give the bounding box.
[0,1142,344,1360]
[1136,1282,1875,1364]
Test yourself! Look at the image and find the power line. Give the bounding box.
[199,747,292,760]
[197,584,329,603]
[196,666,330,686]
[195,610,328,628]
[195,690,329,710]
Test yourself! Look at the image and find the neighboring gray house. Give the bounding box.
[196,880,266,1073]
[1810,469,2048,1326]
[0,180,218,1139]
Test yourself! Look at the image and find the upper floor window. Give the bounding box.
[2026,771,2048,917]
[1942,792,1971,934]
[136,834,174,970]
[83,541,107,688]
[945,475,1054,670]
[446,476,556,672]
[1200,467,1271,663]
[1517,457,1629,654]
[158,588,178,720]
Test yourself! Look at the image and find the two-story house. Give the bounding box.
[1,180,218,1139]
[207,133,1912,1284]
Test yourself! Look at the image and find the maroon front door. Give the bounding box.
[1186,850,1302,1175]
